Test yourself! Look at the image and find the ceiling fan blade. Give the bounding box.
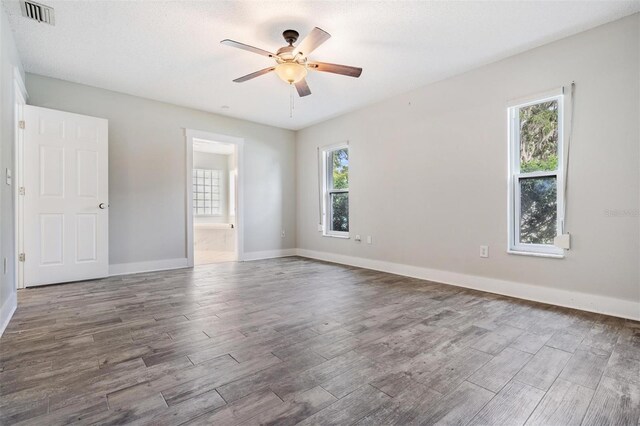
[221,39,277,58]
[293,27,331,56]
[233,67,276,83]
[295,79,311,97]
[309,62,362,78]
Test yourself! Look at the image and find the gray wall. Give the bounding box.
[25,74,296,266]
[296,15,640,304]
[0,5,24,326]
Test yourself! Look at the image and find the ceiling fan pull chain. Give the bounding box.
[289,83,294,118]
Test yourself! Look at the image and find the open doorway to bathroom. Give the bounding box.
[186,130,243,266]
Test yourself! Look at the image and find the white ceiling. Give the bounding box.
[3,1,638,130]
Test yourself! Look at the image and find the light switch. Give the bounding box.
[5,168,11,185]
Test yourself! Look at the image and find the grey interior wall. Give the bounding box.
[193,151,230,224]
[296,14,640,304]
[0,6,24,318]
[25,74,296,264]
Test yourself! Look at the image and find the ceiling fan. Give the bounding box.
[221,27,362,97]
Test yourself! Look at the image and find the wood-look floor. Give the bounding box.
[1,257,638,425]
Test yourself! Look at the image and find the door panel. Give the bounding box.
[24,106,108,286]
[76,150,98,197]
[76,214,97,262]
[39,145,64,197]
[39,214,64,265]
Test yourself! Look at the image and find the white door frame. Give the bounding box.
[13,68,27,289]
[185,129,244,266]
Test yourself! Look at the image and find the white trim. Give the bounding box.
[296,249,640,321]
[508,92,565,257]
[507,249,564,259]
[0,291,17,338]
[507,87,563,107]
[322,143,350,238]
[109,250,295,275]
[185,129,245,265]
[319,140,349,151]
[14,68,27,290]
[13,67,28,100]
[109,258,189,276]
[242,249,297,261]
[323,234,350,239]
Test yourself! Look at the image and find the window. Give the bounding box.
[323,145,349,237]
[509,94,564,256]
[192,168,221,216]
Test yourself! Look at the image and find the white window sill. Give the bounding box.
[323,234,350,239]
[507,249,565,259]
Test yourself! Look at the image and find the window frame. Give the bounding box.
[322,143,349,238]
[508,93,565,257]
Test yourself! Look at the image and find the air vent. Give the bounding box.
[20,1,55,25]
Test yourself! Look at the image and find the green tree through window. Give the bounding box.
[520,101,558,173]
[327,147,349,233]
[518,100,559,244]
[510,96,562,253]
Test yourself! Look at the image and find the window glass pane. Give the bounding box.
[519,100,558,172]
[193,168,222,216]
[519,176,557,244]
[330,192,349,232]
[331,148,349,190]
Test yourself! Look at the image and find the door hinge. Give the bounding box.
[18,120,25,129]
[18,253,25,262]
[19,186,25,195]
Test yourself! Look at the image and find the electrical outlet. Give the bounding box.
[281,230,285,238]
[354,235,362,242]
[367,236,372,244]
[317,224,323,232]
[480,245,489,258]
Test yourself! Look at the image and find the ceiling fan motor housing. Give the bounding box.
[276,45,298,61]
[282,29,299,45]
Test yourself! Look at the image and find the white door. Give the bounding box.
[23,106,108,286]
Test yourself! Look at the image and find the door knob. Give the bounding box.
[99,203,108,209]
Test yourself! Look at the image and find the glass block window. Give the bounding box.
[192,169,221,216]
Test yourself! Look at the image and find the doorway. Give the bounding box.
[186,130,243,266]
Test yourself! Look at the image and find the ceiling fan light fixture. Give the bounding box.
[275,62,307,84]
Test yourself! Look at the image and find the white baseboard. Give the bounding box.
[296,249,640,321]
[0,290,17,338]
[242,249,297,261]
[109,258,189,276]
[108,249,298,277]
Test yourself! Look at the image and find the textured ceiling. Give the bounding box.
[3,1,639,130]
